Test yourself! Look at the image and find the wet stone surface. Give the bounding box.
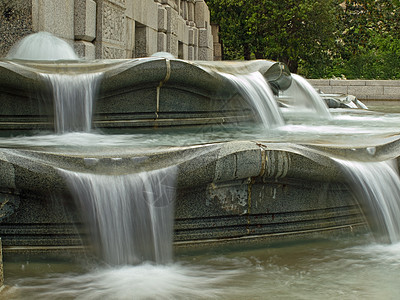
[0,238,3,288]
[0,192,20,222]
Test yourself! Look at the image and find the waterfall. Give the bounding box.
[220,71,285,129]
[59,166,177,265]
[41,72,102,133]
[335,159,400,243]
[282,74,331,118]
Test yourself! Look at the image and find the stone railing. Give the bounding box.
[308,79,400,105]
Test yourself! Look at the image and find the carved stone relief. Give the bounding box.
[102,1,126,44]
[102,45,125,59]
[107,0,126,7]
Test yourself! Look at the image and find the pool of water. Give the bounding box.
[365,105,400,114]
[2,49,400,299]
[2,106,400,299]
[2,236,400,299]
[1,109,400,153]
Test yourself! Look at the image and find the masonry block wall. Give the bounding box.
[0,0,214,60]
[0,1,34,57]
[309,79,400,103]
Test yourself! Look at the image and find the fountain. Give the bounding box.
[1,32,400,298]
[6,32,79,61]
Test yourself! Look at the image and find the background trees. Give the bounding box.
[337,0,400,79]
[206,0,400,79]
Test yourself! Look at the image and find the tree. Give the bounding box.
[205,0,252,60]
[206,0,341,75]
[206,0,400,78]
[337,0,400,79]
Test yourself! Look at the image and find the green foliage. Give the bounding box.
[339,36,400,79]
[206,0,400,79]
[206,0,341,74]
[336,0,400,79]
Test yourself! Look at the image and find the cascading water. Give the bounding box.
[220,71,284,129]
[335,158,400,244]
[6,31,102,133]
[59,166,177,265]
[281,73,331,118]
[41,72,103,133]
[4,32,400,299]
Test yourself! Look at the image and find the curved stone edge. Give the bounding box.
[0,58,285,100]
[0,141,350,197]
[0,141,375,254]
[0,61,45,95]
[0,140,351,231]
[0,58,293,134]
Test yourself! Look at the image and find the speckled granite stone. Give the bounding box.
[0,1,33,57]
[0,238,3,287]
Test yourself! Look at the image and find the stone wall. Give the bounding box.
[211,24,222,61]
[0,1,34,57]
[309,79,400,104]
[0,0,214,60]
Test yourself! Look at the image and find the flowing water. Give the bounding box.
[3,112,400,299]
[41,72,102,133]
[3,237,400,299]
[219,71,284,129]
[3,35,400,298]
[335,159,400,244]
[60,166,177,265]
[281,73,331,118]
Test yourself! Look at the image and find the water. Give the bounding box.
[3,237,400,299]
[281,73,331,118]
[1,109,400,149]
[60,166,177,265]
[41,72,102,133]
[6,32,79,61]
[7,32,101,133]
[3,115,400,298]
[220,71,285,129]
[3,38,400,298]
[335,159,400,243]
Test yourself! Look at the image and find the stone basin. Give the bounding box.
[0,58,290,136]
[0,56,397,256]
[0,138,383,254]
